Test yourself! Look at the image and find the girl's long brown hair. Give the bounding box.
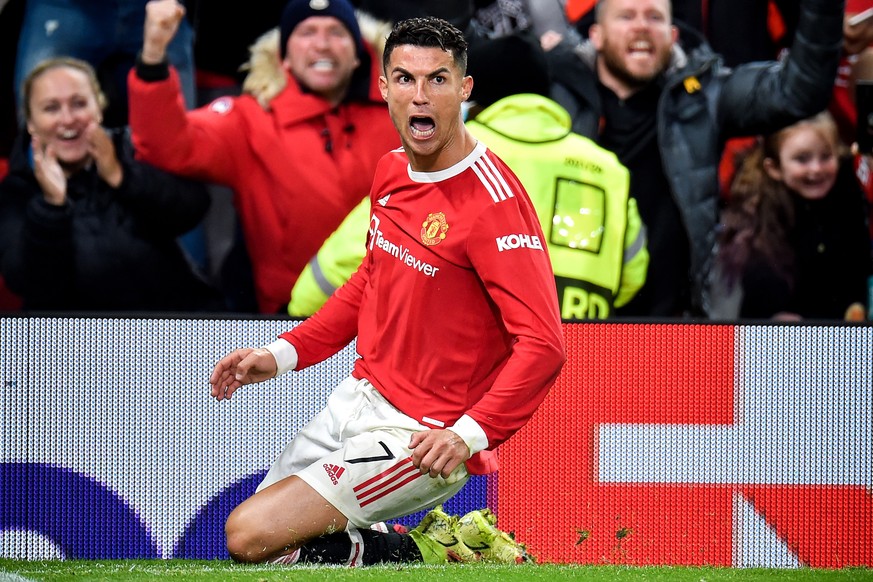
[717,112,842,290]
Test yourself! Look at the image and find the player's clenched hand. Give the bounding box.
[209,348,277,401]
[409,429,470,479]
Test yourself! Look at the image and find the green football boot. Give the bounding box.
[408,506,478,564]
[456,508,535,564]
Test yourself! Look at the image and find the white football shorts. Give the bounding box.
[257,376,470,528]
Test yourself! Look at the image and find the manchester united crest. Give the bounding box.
[421,212,449,246]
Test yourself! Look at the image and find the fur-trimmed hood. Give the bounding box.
[240,11,392,109]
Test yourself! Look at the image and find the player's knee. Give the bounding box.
[225,509,264,563]
[226,530,266,563]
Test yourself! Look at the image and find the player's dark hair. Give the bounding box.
[382,17,468,75]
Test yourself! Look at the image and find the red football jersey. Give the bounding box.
[280,142,565,473]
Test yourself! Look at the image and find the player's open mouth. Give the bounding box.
[409,116,436,139]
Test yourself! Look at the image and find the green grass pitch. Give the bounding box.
[2,561,872,581]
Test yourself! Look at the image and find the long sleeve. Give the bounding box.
[461,193,566,448]
[718,0,846,136]
[279,255,366,369]
[128,66,242,184]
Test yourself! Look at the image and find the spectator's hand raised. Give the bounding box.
[31,135,66,206]
[86,122,123,188]
[142,0,186,64]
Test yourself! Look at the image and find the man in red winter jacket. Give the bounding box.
[128,0,398,313]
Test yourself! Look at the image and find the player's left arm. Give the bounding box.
[463,191,566,449]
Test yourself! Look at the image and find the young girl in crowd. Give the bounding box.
[715,112,872,321]
[0,57,222,311]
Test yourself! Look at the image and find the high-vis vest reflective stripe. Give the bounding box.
[468,94,648,319]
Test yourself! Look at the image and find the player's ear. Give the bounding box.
[379,76,388,102]
[462,76,473,101]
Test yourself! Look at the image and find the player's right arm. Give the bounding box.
[275,255,367,370]
[209,199,371,400]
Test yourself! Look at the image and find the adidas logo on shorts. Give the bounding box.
[323,463,345,485]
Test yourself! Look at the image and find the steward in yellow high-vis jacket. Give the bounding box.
[467,93,648,319]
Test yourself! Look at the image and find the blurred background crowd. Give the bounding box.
[0,0,871,321]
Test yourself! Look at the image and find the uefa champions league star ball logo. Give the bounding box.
[421,212,449,246]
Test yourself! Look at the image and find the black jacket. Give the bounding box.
[741,161,872,319]
[547,0,845,315]
[0,128,223,312]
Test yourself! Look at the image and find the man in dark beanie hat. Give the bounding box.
[279,0,370,104]
[276,0,371,104]
[128,0,397,314]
